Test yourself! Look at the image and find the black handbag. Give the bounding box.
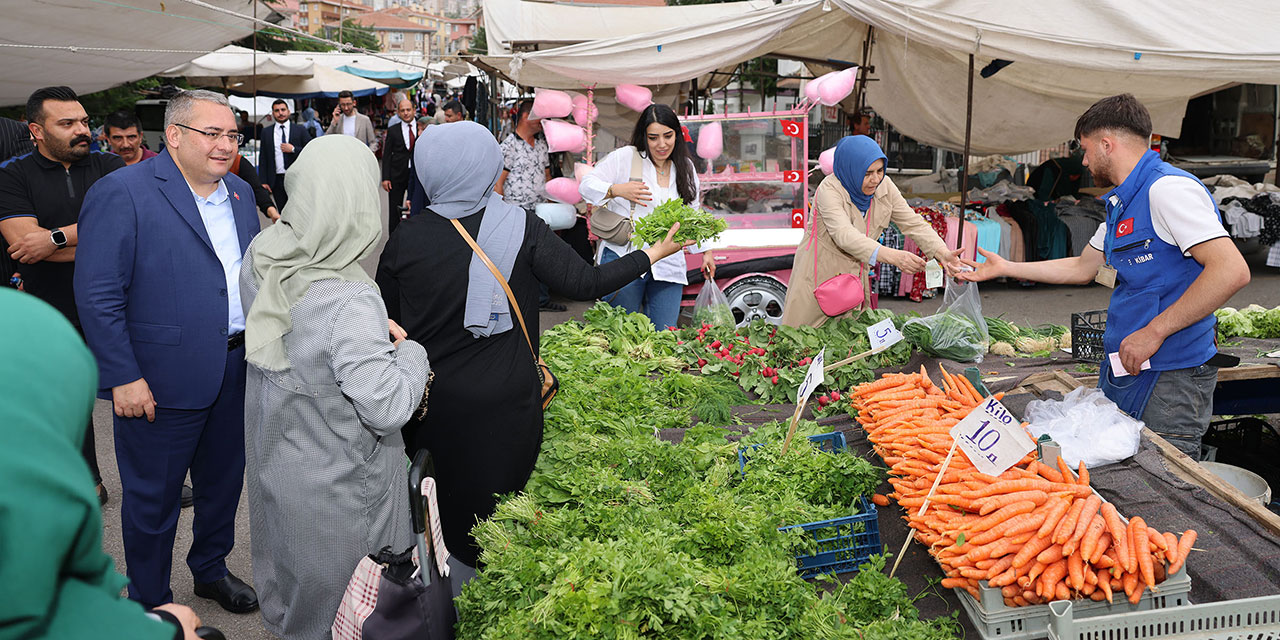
[332,451,455,640]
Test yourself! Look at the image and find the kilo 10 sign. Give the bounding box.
[948,395,1035,476]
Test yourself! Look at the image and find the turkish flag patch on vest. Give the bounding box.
[1116,218,1135,238]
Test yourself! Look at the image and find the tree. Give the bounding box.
[740,56,778,110]
[325,19,381,53]
[468,26,488,55]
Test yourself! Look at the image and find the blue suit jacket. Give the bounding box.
[75,149,260,409]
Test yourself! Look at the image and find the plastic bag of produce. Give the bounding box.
[1025,386,1143,468]
[693,278,735,327]
[903,279,989,362]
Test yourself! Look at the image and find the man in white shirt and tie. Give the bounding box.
[256,99,311,210]
[380,99,417,235]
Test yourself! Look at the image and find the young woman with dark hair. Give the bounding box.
[580,104,716,329]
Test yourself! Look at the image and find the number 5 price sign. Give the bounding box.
[889,378,1035,576]
[780,348,825,455]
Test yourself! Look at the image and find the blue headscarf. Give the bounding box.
[833,135,887,212]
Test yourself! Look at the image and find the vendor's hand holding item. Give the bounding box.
[1024,386,1143,468]
[1117,324,1165,376]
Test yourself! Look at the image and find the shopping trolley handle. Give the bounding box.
[408,449,436,535]
[196,626,226,640]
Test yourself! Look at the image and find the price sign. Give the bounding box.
[866,318,903,351]
[781,119,803,137]
[791,208,805,228]
[949,396,1036,476]
[796,347,826,405]
[925,259,943,288]
[783,170,803,183]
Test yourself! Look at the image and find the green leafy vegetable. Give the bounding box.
[903,312,985,362]
[632,198,728,247]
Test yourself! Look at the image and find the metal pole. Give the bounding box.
[854,25,874,114]
[959,53,974,218]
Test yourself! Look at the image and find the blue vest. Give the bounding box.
[1102,151,1217,372]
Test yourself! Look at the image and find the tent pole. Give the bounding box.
[854,25,873,114]
[959,53,974,218]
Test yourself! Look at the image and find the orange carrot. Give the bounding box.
[970,512,1048,546]
[1162,531,1180,567]
[976,490,1051,516]
[1064,496,1102,556]
[1098,574,1114,603]
[1032,460,1065,483]
[984,555,1016,580]
[871,493,890,507]
[1168,530,1197,575]
[1068,551,1085,591]
[1126,518,1141,575]
[940,577,969,590]
[1053,497,1087,545]
[1147,527,1169,553]
[1100,502,1131,573]
[1037,497,1073,538]
[1056,456,1075,484]
[962,501,1037,534]
[1076,460,1090,487]
[1079,515,1108,562]
[1128,577,1146,605]
[1012,535,1054,569]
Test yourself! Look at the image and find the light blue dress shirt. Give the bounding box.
[189,179,246,333]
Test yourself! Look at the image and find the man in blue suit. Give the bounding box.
[75,90,260,613]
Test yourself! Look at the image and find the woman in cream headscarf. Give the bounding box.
[239,135,430,640]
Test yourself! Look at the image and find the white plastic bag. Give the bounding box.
[1024,386,1143,468]
[693,278,734,327]
[902,279,990,362]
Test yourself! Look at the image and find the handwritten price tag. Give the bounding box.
[866,318,903,351]
[781,119,803,137]
[796,347,826,404]
[949,396,1036,476]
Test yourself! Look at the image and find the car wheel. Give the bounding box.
[723,275,787,327]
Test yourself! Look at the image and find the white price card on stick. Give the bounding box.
[866,318,903,351]
[949,396,1036,476]
[796,348,826,405]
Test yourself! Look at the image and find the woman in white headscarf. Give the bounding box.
[239,135,431,640]
[376,121,689,577]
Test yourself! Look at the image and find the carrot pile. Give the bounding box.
[851,366,1197,608]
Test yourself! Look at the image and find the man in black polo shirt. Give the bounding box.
[0,86,125,504]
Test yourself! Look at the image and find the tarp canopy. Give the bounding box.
[335,65,424,88]
[482,0,1280,154]
[0,0,273,107]
[160,45,314,85]
[276,50,429,88]
[225,64,390,99]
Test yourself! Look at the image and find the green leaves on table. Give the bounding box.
[631,198,728,247]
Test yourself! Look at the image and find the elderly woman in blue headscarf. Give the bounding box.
[375,121,691,579]
[781,135,963,327]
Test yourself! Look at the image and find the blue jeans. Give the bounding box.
[600,248,682,329]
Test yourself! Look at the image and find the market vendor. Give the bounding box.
[781,135,963,327]
[960,94,1251,459]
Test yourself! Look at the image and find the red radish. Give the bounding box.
[830,391,841,401]
[772,375,780,384]
[731,371,740,377]
[817,396,829,407]
[697,358,707,367]
[710,340,721,349]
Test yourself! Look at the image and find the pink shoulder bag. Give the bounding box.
[811,206,871,316]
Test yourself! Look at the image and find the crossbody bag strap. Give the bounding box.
[449,218,537,359]
[628,147,645,221]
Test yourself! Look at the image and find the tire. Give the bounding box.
[722,275,788,327]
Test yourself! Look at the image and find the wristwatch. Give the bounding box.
[50,227,67,248]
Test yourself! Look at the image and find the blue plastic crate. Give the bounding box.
[736,432,880,577]
[737,431,847,474]
[779,496,880,578]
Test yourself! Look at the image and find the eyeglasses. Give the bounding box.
[172,122,244,145]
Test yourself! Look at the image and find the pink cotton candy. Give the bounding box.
[818,68,857,106]
[818,147,836,175]
[573,162,593,182]
[695,121,722,160]
[530,88,573,120]
[543,119,587,153]
[545,177,582,204]
[570,95,598,127]
[804,72,833,103]
[615,84,653,113]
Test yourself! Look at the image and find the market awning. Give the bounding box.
[0,0,276,107]
[225,65,390,100]
[480,0,1280,154]
[160,45,315,89]
[334,65,424,89]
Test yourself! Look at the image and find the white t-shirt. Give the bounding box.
[1089,175,1228,256]
[342,114,356,137]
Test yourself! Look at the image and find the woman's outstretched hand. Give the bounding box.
[643,222,695,264]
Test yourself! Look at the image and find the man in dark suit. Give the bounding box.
[381,98,416,235]
[256,98,311,210]
[75,90,260,614]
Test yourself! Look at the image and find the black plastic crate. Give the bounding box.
[1202,417,1280,495]
[1071,310,1107,363]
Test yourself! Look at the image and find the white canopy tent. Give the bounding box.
[160,45,315,86]
[479,0,1280,154]
[0,0,274,107]
[222,64,390,99]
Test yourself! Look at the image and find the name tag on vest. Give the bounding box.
[1095,264,1117,288]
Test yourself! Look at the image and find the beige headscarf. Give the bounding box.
[244,135,382,371]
